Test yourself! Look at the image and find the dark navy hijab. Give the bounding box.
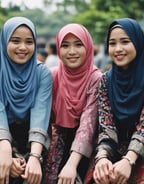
[0,17,39,123]
[106,18,144,126]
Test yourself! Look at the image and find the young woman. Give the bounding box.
[44,23,102,183]
[0,17,52,184]
[93,18,144,184]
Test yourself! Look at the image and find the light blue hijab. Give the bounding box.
[0,17,39,123]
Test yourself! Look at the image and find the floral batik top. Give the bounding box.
[98,73,144,157]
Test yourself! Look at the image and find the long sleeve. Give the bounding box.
[0,101,12,141]
[29,65,53,149]
[98,74,118,145]
[98,74,144,158]
[128,106,144,157]
[71,70,102,158]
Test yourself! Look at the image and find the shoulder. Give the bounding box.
[50,67,59,79]
[99,72,108,90]
[37,61,53,81]
[87,67,102,87]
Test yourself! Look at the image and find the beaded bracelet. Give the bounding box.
[29,153,43,163]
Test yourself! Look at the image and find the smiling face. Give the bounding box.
[59,33,86,69]
[7,25,35,64]
[109,27,136,70]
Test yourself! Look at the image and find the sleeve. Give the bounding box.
[96,74,118,149]
[29,65,53,149]
[0,101,12,142]
[71,71,102,158]
[128,106,144,157]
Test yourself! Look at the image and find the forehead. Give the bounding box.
[109,27,129,39]
[12,25,33,37]
[63,33,79,41]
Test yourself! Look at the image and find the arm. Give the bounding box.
[93,74,118,184]
[109,107,144,184]
[94,74,118,157]
[71,71,102,158]
[127,106,144,158]
[29,64,53,149]
[22,65,53,184]
[0,101,13,184]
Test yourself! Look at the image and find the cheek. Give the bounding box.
[7,45,13,57]
[29,45,35,55]
[81,48,86,58]
[59,49,66,59]
[108,47,113,57]
[130,47,136,60]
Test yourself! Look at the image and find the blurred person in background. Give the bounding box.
[45,41,59,68]
[37,47,48,63]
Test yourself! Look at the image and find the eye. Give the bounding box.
[9,38,20,44]
[109,41,116,46]
[121,39,131,44]
[61,42,69,48]
[75,41,83,47]
[26,39,34,45]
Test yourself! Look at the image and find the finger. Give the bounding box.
[5,173,9,184]
[99,166,110,184]
[58,177,62,184]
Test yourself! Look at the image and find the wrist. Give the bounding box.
[95,155,108,165]
[95,151,109,165]
[122,155,135,166]
[29,152,43,163]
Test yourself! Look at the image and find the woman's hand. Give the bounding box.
[0,140,12,184]
[93,158,113,184]
[57,151,82,184]
[109,159,132,184]
[21,156,42,184]
[10,158,26,178]
[58,163,77,184]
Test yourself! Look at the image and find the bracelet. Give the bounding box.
[29,153,43,163]
[122,155,135,166]
[95,155,108,165]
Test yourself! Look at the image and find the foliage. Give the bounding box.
[73,0,144,43]
[0,0,144,44]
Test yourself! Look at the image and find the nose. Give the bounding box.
[115,43,123,52]
[19,42,27,50]
[68,46,76,54]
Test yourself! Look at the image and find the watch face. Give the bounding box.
[40,156,43,163]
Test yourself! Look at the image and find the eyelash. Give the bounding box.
[61,43,83,48]
[109,40,131,45]
[10,40,34,45]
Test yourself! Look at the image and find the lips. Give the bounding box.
[115,54,125,61]
[16,53,27,59]
[68,57,78,62]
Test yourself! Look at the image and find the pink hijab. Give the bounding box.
[53,23,98,128]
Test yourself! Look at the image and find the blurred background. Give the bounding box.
[1,0,144,70]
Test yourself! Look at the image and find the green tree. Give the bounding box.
[74,0,144,43]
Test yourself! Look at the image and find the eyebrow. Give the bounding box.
[62,39,81,43]
[10,36,34,40]
[109,36,130,40]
